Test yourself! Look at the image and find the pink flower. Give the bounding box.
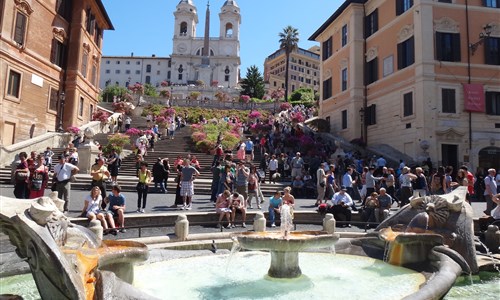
[125,128,141,135]
[192,132,207,142]
[248,111,262,119]
[160,81,169,87]
[280,102,292,111]
[165,108,176,117]
[240,95,251,103]
[66,126,80,134]
[92,110,110,122]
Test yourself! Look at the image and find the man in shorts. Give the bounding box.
[180,159,200,210]
[230,192,247,228]
[105,185,126,233]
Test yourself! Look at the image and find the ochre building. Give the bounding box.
[310,0,500,171]
[0,0,113,146]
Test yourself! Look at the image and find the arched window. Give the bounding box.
[225,23,233,38]
[180,22,187,36]
[145,76,151,84]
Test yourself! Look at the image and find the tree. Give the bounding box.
[143,83,158,97]
[290,87,314,102]
[100,85,129,102]
[278,25,299,102]
[240,65,265,99]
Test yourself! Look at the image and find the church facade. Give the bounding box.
[170,0,241,88]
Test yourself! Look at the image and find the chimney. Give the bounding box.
[152,54,156,57]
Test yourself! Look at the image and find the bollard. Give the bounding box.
[484,225,500,254]
[88,219,103,242]
[323,213,336,234]
[253,212,266,232]
[175,214,189,241]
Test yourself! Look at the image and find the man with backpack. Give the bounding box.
[484,169,498,216]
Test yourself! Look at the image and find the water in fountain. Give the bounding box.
[280,204,293,239]
[225,236,242,273]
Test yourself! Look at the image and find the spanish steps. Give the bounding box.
[0,108,290,197]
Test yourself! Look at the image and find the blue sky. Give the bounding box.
[101,0,343,76]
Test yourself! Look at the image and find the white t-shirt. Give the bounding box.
[85,194,103,215]
[54,163,77,181]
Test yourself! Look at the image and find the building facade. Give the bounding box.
[264,46,321,94]
[99,55,171,89]
[310,0,500,171]
[0,0,112,146]
[171,0,240,88]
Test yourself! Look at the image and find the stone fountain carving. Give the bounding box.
[0,194,153,300]
[236,204,340,278]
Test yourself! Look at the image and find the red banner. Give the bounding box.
[463,83,485,112]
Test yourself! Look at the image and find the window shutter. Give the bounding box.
[14,13,26,45]
[453,34,461,62]
[374,10,378,32]
[397,43,403,69]
[50,39,56,63]
[396,0,402,15]
[435,32,443,60]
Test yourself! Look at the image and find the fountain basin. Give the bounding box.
[237,231,339,278]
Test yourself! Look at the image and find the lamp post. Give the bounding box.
[469,24,492,55]
[359,107,365,144]
[57,91,66,132]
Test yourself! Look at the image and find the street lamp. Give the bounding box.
[57,91,66,132]
[469,24,492,55]
[359,107,365,143]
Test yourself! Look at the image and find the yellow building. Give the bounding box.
[310,0,500,171]
[264,46,320,95]
[0,0,113,145]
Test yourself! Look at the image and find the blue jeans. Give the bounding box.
[155,181,166,193]
[268,206,280,223]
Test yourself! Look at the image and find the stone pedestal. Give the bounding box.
[78,142,100,174]
[175,214,189,241]
[484,225,500,254]
[323,213,336,234]
[268,251,301,278]
[253,212,266,232]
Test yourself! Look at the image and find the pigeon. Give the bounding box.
[210,240,217,254]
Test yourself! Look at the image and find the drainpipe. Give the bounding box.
[465,0,472,153]
[362,3,367,145]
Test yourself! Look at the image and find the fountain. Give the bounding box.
[237,204,339,278]
[0,187,499,299]
[0,193,151,300]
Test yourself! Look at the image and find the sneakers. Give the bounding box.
[181,205,186,210]
[136,209,141,213]
[257,206,262,210]
[186,205,192,210]
[271,223,276,227]
[242,223,247,228]
[225,223,232,229]
[248,206,253,209]
[120,228,127,233]
[231,224,236,228]
[260,199,265,204]
[140,208,145,213]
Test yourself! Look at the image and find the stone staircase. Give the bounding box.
[1,110,291,197]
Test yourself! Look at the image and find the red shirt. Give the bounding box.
[466,171,474,194]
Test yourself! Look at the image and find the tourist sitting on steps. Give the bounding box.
[230,192,247,228]
[268,191,283,228]
[82,186,117,235]
[104,185,126,233]
[215,190,232,229]
[330,186,354,228]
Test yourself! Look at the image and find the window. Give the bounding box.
[436,32,461,62]
[486,91,500,115]
[125,70,131,74]
[396,0,413,15]
[157,70,160,75]
[56,0,71,21]
[383,55,394,77]
[91,65,97,86]
[146,64,151,73]
[341,68,348,91]
[403,92,413,117]
[180,22,187,35]
[483,0,500,8]
[365,10,378,38]
[441,88,456,113]
[94,25,101,46]
[341,110,347,129]
[78,97,84,117]
[49,88,58,111]
[81,52,88,78]
[116,61,120,64]
[145,76,151,84]
[225,75,230,82]
[365,58,378,84]
[178,73,183,80]
[50,39,66,67]
[341,25,348,47]
[485,37,500,65]
[322,37,332,61]
[126,61,130,65]
[323,77,332,100]
[115,70,120,74]
[89,104,94,119]
[13,12,27,46]
[167,71,171,79]
[86,9,95,35]
[136,61,140,65]
[366,104,377,126]
[106,60,110,64]
[397,37,415,69]
[157,61,161,65]
[105,69,110,74]
[135,70,140,74]
[7,69,21,98]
